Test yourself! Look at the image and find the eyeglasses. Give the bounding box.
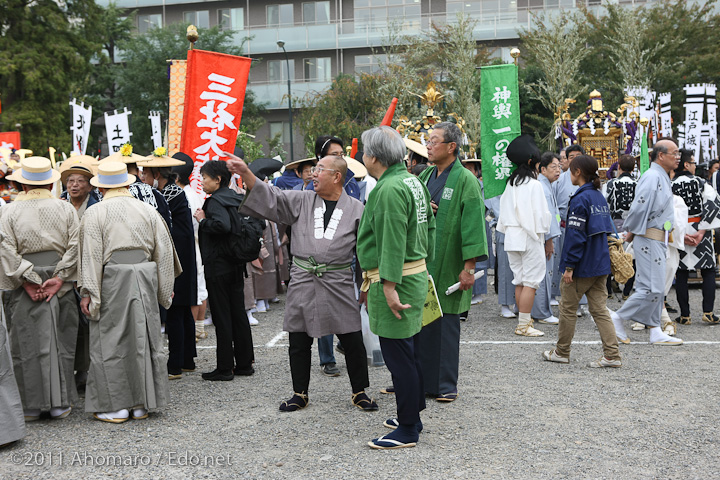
[311,166,338,175]
[426,140,452,148]
[663,151,681,158]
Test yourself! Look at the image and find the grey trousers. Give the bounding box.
[532,255,554,319]
[616,235,665,327]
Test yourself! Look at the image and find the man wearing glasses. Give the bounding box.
[227,153,378,413]
[670,148,720,326]
[610,139,684,345]
[415,122,488,402]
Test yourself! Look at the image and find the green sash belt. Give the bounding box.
[293,256,351,277]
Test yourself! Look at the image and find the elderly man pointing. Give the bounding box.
[227,152,378,413]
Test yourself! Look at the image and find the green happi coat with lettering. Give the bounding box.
[418,160,488,314]
[357,163,435,339]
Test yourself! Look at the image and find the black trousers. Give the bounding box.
[675,268,716,316]
[418,314,461,396]
[380,333,425,426]
[166,304,197,372]
[206,268,254,372]
[288,330,368,394]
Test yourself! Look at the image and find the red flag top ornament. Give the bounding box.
[380,98,398,127]
[180,49,252,195]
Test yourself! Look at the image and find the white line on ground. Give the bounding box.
[266,330,288,347]
[190,339,720,350]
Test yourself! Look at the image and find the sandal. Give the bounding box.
[379,386,395,395]
[675,316,691,325]
[279,392,308,412]
[352,391,379,411]
[368,434,417,450]
[435,392,458,402]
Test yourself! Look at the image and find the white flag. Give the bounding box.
[658,92,672,139]
[149,111,163,150]
[706,84,717,161]
[69,99,92,156]
[683,84,706,161]
[105,108,133,154]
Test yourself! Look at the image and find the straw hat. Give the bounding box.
[7,157,61,185]
[59,156,95,183]
[137,156,186,168]
[404,138,428,159]
[284,157,317,170]
[101,143,145,164]
[343,155,368,179]
[461,157,482,164]
[90,161,136,188]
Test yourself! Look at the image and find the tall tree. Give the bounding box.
[0,0,102,154]
[115,23,265,153]
[518,9,590,148]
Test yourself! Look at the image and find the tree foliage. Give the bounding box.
[0,0,103,154]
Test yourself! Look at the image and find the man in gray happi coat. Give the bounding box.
[610,139,683,345]
[228,153,378,413]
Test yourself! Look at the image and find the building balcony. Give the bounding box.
[248,80,332,110]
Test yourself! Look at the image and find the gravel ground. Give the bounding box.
[2,279,720,479]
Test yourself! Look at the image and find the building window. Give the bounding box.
[302,1,330,25]
[354,54,392,75]
[268,59,295,83]
[269,122,291,144]
[183,10,209,29]
[267,4,294,27]
[138,13,162,33]
[218,8,244,31]
[446,0,482,15]
[354,0,421,31]
[303,57,331,82]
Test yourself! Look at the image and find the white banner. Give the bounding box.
[683,84,706,159]
[706,84,717,162]
[658,92,672,139]
[69,99,92,156]
[104,108,133,154]
[149,111,163,150]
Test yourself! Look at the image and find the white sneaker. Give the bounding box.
[50,406,72,419]
[542,349,569,363]
[471,295,483,305]
[270,297,280,304]
[256,300,267,313]
[609,310,630,344]
[203,317,213,326]
[537,315,559,325]
[649,327,683,345]
[247,310,258,326]
[550,298,559,307]
[500,305,516,318]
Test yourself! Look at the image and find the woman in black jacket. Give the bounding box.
[193,161,254,381]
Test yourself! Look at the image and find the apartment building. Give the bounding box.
[98,0,655,159]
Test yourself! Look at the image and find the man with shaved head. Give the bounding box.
[226,152,378,413]
[609,139,684,345]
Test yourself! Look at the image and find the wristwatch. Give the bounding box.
[463,268,475,275]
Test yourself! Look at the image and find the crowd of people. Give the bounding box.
[1,123,719,451]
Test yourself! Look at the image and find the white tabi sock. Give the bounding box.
[609,309,628,341]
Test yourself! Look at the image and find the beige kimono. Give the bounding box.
[78,189,181,412]
[0,188,80,410]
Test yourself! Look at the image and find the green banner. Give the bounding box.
[639,126,649,174]
[481,64,521,199]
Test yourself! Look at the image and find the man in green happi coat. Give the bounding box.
[416,122,488,402]
[358,126,435,450]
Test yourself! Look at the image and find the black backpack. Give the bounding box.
[224,206,265,265]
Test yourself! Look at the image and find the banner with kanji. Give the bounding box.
[69,99,92,155]
[149,111,163,150]
[481,64,521,199]
[180,49,252,195]
[104,108,133,153]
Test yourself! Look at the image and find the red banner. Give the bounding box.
[180,49,252,195]
[0,131,21,150]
